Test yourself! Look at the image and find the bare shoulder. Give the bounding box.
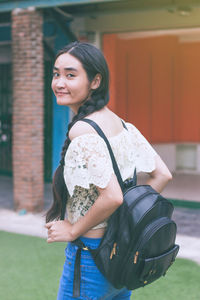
[69,120,96,141]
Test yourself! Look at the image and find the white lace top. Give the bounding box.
[63,122,157,229]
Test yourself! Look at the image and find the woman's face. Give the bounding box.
[52,52,93,113]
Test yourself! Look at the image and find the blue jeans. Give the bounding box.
[57,236,131,300]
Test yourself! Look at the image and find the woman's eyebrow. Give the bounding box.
[53,66,77,72]
[64,67,78,72]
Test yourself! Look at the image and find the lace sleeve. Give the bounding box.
[126,123,157,173]
[64,134,114,196]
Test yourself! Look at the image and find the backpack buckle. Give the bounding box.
[82,246,89,251]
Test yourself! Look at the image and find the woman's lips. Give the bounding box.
[56,92,69,96]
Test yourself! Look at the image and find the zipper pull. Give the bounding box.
[110,243,117,259]
[134,251,139,264]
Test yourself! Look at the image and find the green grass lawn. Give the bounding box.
[0,231,199,300]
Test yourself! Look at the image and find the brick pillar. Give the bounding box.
[12,7,44,212]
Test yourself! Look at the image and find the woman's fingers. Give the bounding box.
[45,221,56,243]
[47,237,54,243]
[45,220,73,243]
[48,228,52,235]
[45,221,55,229]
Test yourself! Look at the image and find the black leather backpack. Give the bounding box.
[66,118,179,298]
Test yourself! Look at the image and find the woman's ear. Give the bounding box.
[91,74,102,90]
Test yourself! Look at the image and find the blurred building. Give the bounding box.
[0,0,199,211]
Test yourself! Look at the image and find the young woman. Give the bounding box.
[45,41,172,300]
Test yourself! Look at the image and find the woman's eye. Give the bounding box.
[67,73,75,78]
[52,72,59,78]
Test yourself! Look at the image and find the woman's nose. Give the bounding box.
[56,77,66,88]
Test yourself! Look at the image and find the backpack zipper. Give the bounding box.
[110,242,117,259]
[134,251,139,264]
[133,217,173,264]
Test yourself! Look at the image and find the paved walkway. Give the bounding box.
[0,175,200,265]
[0,208,200,265]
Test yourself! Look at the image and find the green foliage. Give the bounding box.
[0,231,199,300]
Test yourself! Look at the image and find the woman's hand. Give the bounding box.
[45,220,74,243]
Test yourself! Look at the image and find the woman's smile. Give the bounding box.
[55,91,70,96]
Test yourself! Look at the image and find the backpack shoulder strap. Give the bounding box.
[82,118,124,192]
[121,120,128,130]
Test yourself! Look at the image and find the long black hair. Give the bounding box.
[46,41,110,222]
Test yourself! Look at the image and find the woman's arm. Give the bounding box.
[146,155,172,193]
[71,174,123,239]
[45,174,123,243]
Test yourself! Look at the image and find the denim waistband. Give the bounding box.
[79,236,102,249]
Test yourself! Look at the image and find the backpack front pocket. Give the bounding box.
[139,244,179,284]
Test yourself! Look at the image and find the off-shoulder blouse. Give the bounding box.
[63,122,157,229]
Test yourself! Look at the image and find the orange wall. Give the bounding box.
[174,42,200,142]
[103,33,200,143]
